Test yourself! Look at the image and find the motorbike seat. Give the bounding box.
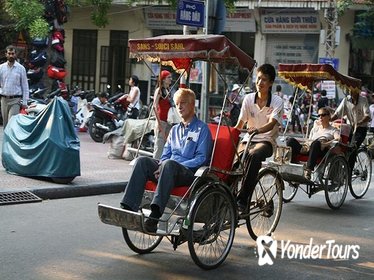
[92,103,117,114]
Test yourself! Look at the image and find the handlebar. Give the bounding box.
[238,129,259,143]
[108,92,124,103]
[246,130,259,144]
[46,88,62,99]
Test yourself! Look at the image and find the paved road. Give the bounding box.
[1,191,373,280]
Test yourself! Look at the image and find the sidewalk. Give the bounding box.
[0,124,303,204]
[0,126,133,202]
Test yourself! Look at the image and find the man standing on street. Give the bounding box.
[0,45,29,128]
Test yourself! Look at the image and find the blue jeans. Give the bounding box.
[121,157,195,213]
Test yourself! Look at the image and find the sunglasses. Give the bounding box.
[318,113,329,117]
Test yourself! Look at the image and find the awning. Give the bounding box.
[278,63,361,93]
[128,34,256,72]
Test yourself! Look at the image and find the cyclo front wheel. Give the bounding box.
[122,228,163,254]
[246,168,283,240]
[324,155,349,209]
[350,148,372,199]
[187,186,236,270]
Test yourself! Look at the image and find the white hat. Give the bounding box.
[232,84,240,91]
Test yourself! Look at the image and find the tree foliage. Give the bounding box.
[337,0,374,37]
[3,0,238,36]
[4,0,49,38]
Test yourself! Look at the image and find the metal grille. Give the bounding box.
[0,191,42,205]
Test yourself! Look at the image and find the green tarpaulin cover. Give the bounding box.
[2,97,80,181]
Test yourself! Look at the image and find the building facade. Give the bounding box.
[62,0,372,103]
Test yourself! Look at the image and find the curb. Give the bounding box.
[32,181,127,200]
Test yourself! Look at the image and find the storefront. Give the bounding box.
[258,8,321,96]
[144,6,257,115]
[348,11,374,92]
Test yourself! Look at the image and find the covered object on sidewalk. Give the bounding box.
[2,97,80,183]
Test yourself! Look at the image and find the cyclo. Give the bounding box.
[269,63,372,209]
[98,35,284,269]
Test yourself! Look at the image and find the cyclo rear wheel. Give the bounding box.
[122,228,163,254]
[187,186,236,270]
[324,155,349,209]
[350,148,372,199]
[282,181,298,203]
[246,168,283,240]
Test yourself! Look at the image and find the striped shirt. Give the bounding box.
[0,61,29,105]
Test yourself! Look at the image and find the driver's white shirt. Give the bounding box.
[335,95,370,128]
[239,92,283,148]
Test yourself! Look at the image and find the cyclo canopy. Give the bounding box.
[278,63,362,93]
[128,34,256,72]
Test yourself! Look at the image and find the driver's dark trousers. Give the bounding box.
[238,141,273,205]
[348,127,367,176]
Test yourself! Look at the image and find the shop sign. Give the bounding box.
[225,9,256,32]
[320,80,336,99]
[261,9,320,34]
[145,7,182,30]
[145,7,255,32]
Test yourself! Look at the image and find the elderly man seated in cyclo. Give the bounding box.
[286,106,340,180]
[120,88,212,233]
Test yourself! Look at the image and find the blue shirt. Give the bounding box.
[160,116,212,172]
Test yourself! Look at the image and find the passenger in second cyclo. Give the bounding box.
[286,107,340,180]
[234,64,284,211]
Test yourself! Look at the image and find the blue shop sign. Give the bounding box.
[176,0,205,27]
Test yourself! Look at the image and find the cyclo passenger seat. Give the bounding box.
[144,123,241,197]
[294,119,351,163]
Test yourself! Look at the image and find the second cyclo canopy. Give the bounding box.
[278,63,362,93]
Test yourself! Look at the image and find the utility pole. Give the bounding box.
[200,0,210,122]
[325,0,338,58]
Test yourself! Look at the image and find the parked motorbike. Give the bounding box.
[70,87,96,128]
[26,88,62,116]
[88,88,130,142]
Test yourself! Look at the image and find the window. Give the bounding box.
[99,31,129,93]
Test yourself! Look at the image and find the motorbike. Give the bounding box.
[69,87,96,129]
[88,87,129,142]
[26,88,62,116]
